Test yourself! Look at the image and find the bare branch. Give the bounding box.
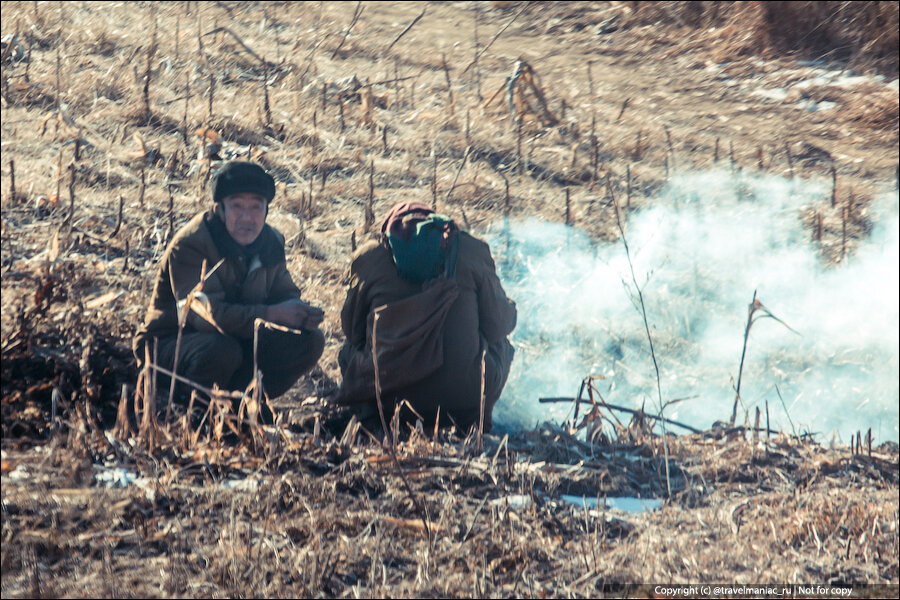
[384,6,426,55]
[331,2,364,60]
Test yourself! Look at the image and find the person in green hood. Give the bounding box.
[335,202,516,433]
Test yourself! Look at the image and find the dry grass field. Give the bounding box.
[2,1,898,597]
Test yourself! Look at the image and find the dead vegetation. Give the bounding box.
[2,398,897,597]
[2,1,898,596]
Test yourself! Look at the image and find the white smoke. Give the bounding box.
[489,170,900,443]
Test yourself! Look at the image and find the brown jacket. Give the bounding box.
[337,232,516,426]
[133,205,301,364]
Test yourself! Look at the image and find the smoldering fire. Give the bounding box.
[490,170,899,442]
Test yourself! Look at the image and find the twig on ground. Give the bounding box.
[539,396,701,434]
[445,145,472,205]
[331,2,364,60]
[459,3,529,76]
[203,26,268,66]
[384,6,426,56]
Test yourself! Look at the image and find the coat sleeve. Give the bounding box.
[264,227,303,304]
[167,240,268,340]
[340,258,369,351]
[268,261,303,305]
[473,241,517,343]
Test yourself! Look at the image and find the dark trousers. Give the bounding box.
[350,337,515,434]
[154,327,325,401]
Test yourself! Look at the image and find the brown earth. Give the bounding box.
[2,2,898,597]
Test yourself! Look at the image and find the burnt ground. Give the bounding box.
[2,1,898,597]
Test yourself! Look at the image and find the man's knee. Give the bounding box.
[180,332,244,386]
[253,329,326,398]
[150,332,244,397]
[280,328,325,371]
[305,328,326,363]
[257,328,325,377]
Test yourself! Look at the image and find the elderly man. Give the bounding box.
[133,161,324,408]
[335,202,516,432]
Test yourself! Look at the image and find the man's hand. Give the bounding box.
[265,299,325,330]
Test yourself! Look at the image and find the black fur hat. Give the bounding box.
[212,161,276,204]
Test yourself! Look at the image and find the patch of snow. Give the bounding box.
[752,88,789,102]
[94,466,137,488]
[561,495,663,513]
[221,477,261,491]
[797,99,837,112]
[491,494,532,508]
[5,466,30,481]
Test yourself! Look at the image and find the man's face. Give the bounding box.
[221,193,267,246]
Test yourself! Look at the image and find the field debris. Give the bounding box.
[1,396,897,596]
[484,58,559,128]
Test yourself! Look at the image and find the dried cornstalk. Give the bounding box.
[261,61,272,127]
[138,164,146,208]
[166,258,225,419]
[445,146,472,205]
[182,71,190,146]
[664,126,674,172]
[112,383,132,439]
[141,41,157,116]
[384,6,425,55]
[477,349,486,451]
[364,160,375,232]
[831,165,837,207]
[430,145,438,209]
[783,141,794,178]
[8,158,16,204]
[207,72,215,120]
[460,2,527,76]
[331,1,363,59]
[137,344,159,450]
[371,310,434,545]
[609,179,671,497]
[730,291,800,425]
[841,204,848,260]
[616,97,630,122]
[361,85,374,127]
[441,53,455,116]
[64,163,75,227]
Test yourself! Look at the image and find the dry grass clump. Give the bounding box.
[625,1,899,75]
[2,404,896,597]
[838,86,900,132]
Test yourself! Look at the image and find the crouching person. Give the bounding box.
[335,202,516,433]
[132,161,325,418]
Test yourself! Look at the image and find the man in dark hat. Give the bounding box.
[334,202,516,433]
[133,161,325,412]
